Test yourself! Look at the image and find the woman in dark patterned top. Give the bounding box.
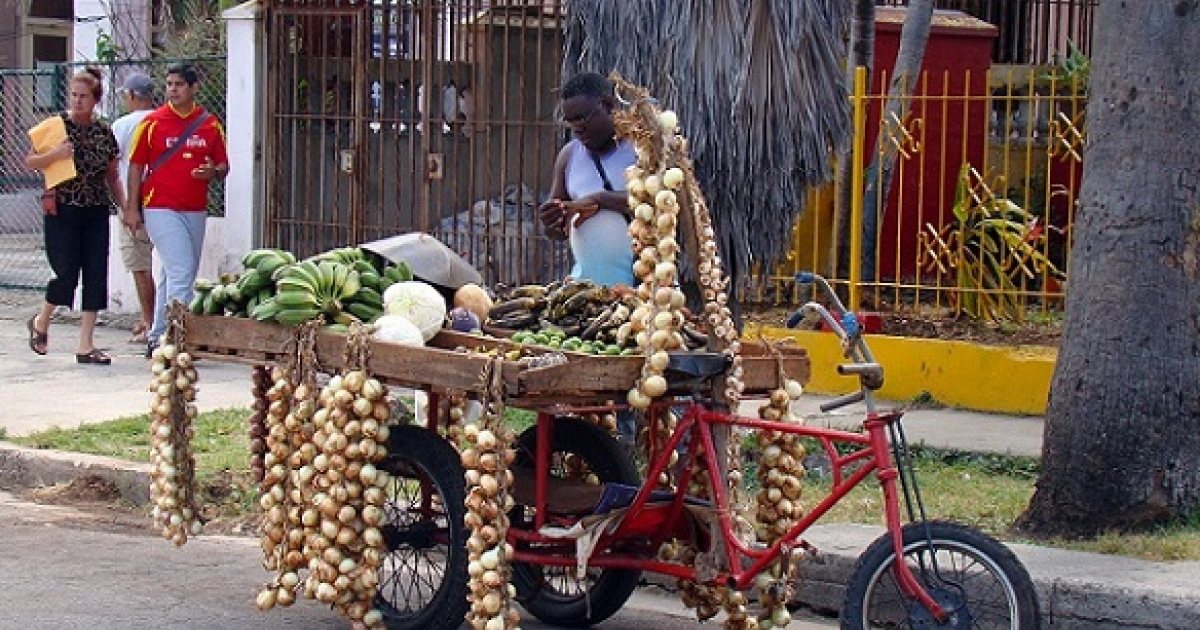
[24,67,125,365]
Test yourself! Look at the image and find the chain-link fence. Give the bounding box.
[0,57,225,296]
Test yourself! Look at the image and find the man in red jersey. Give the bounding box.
[122,63,228,356]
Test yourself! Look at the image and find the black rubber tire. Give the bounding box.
[510,417,643,628]
[841,520,1041,630]
[375,424,468,630]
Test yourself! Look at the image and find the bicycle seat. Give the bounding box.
[664,351,730,387]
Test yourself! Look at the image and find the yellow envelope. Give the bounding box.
[27,116,76,189]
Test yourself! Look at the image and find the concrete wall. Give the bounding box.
[749,325,1057,416]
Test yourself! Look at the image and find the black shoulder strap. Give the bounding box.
[588,149,615,192]
[146,112,210,177]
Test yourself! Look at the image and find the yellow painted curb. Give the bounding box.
[746,325,1057,416]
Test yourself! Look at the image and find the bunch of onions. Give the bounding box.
[658,542,733,623]
[148,342,202,545]
[624,151,688,412]
[639,407,678,490]
[750,383,806,630]
[442,389,468,444]
[753,386,807,541]
[611,75,759,629]
[722,590,760,630]
[249,366,272,483]
[461,365,522,630]
[586,411,619,436]
[256,368,305,609]
[292,369,392,628]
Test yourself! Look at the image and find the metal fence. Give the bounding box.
[751,65,1084,322]
[0,57,225,293]
[879,0,1098,65]
[0,57,1084,323]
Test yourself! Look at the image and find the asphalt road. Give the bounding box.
[0,491,837,630]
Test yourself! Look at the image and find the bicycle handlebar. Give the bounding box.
[787,272,884,413]
[819,390,865,413]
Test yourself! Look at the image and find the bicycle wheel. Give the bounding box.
[841,521,1040,630]
[510,417,643,628]
[374,425,468,630]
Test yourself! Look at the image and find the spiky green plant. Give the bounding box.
[919,165,1064,322]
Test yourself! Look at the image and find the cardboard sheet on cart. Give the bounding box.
[538,502,721,577]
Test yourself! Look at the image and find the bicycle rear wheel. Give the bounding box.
[841,520,1040,630]
[509,417,643,628]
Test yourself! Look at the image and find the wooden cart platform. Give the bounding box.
[180,313,809,406]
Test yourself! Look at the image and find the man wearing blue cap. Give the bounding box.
[112,72,156,343]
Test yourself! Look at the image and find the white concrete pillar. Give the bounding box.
[208,0,264,277]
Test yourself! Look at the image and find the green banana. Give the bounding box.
[274,307,323,327]
[276,276,318,295]
[223,282,244,307]
[324,323,350,335]
[339,268,361,300]
[358,270,382,292]
[189,290,210,314]
[384,261,413,282]
[243,247,295,270]
[247,268,273,294]
[209,284,228,306]
[193,278,215,292]
[240,249,268,270]
[275,289,321,308]
[250,297,282,322]
[352,258,378,276]
[277,261,324,292]
[255,253,290,279]
[346,301,383,323]
[202,291,222,315]
[351,286,384,309]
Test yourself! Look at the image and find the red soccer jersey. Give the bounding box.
[129,104,228,212]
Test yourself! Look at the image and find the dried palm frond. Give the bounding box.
[564,0,851,300]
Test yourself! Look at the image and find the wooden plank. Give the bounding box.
[180,314,810,404]
[182,314,519,393]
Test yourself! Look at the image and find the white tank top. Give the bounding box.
[563,139,637,286]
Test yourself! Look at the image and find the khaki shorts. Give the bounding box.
[119,224,154,272]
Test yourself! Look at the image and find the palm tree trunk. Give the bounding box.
[832,0,876,281]
[858,0,934,287]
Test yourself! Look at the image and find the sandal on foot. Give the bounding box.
[76,349,112,365]
[27,315,48,356]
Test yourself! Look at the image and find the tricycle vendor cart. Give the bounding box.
[147,76,1038,630]
[157,310,809,630]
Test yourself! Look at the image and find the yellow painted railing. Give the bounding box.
[749,66,1084,323]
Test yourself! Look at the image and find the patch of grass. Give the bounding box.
[744,441,1200,562]
[506,407,537,435]
[0,427,7,441]
[11,407,252,476]
[796,454,1036,536]
[13,408,1200,562]
[907,391,943,409]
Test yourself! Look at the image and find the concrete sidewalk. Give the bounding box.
[1,312,1198,628]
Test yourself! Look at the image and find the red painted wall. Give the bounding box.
[868,9,998,279]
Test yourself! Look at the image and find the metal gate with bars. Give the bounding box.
[0,57,226,291]
[264,0,570,287]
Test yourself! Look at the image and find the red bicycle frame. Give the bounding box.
[507,398,947,620]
